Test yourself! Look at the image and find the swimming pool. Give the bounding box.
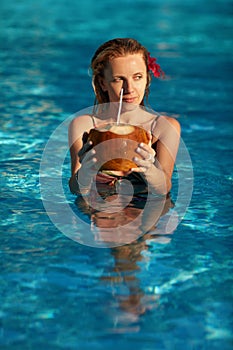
[1,0,232,349]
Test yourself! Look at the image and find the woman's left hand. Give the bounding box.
[131,141,156,174]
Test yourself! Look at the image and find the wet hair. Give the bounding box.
[90,38,152,105]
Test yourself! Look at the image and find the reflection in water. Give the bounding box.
[101,235,160,333]
[75,179,176,247]
[75,188,176,332]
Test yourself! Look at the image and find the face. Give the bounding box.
[100,54,147,104]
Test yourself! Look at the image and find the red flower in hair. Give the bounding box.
[148,52,164,78]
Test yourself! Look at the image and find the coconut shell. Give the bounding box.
[87,123,149,172]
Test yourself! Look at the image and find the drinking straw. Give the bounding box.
[116,88,124,125]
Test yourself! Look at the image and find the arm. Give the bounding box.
[68,116,97,194]
[132,116,181,195]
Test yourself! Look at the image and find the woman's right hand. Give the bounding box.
[78,139,94,163]
[76,140,98,188]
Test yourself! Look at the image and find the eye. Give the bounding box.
[134,74,143,80]
[112,77,123,82]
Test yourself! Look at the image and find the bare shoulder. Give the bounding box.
[69,114,93,128]
[68,114,95,145]
[158,115,181,133]
[69,114,94,135]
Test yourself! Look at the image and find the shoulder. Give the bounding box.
[157,115,181,134]
[68,114,95,144]
[159,115,180,129]
[152,115,180,142]
[69,114,93,128]
[69,114,94,134]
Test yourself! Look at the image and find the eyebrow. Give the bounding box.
[112,72,144,77]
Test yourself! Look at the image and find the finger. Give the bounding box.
[138,142,155,154]
[78,140,93,158]
[136,145,156,161]
[131,166,147,173]
[133,155,155,174]
[130,167,144,173]
[83,141,93,155]
[147,130,152,139]
[78,143,94,163]
[133,156,150,168]
[82,149,97,167]
[146,131,152,147]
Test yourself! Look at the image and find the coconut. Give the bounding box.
[87,123,149,172]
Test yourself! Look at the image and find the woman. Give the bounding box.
[69,38,180,196]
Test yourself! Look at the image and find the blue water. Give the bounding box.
[1,0,233,349]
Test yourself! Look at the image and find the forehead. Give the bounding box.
[105,54,146,74]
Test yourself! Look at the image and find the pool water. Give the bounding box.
[1,0,232,349]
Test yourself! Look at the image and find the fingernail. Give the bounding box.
[136,147,140,153]
[140,142,144,147]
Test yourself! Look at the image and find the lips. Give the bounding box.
[123,97,137,103]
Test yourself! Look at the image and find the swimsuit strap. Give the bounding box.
[90,114,97,128]
[150,113,160,134]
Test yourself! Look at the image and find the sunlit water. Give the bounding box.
[1,0,232,349]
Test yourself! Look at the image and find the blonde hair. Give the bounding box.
[91,38,152,105]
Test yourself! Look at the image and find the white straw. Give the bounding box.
[116,88,123,125]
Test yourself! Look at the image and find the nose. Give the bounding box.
[122,79,134,94]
